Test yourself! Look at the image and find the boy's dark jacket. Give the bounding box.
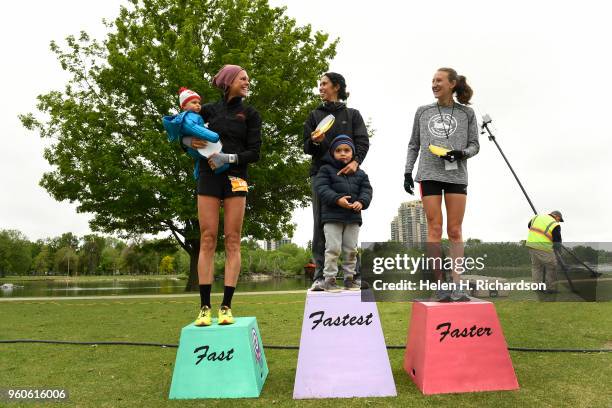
[313,158,373,226]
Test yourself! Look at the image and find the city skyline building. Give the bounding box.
[390,200,428,246]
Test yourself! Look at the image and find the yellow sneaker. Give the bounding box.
[194,306,212,327]
[218,306,235,325]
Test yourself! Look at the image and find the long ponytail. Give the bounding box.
[438,67,473,105]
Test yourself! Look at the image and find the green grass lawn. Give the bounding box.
[1,293,611,407]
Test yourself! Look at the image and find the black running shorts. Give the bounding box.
[419,180,467,197]
[197,173,248,199]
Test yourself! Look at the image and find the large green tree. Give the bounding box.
[79,234,106,275]
[0,230,32,276]
[32,246,52,275]
[21,0,337,289]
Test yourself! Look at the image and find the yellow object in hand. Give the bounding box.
[428,144,451,157]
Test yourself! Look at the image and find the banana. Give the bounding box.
[429,144,451,157]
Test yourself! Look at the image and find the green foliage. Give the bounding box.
[99,245,121,274]
[172,249,190,275]
[19,0,337,281]
[0,230,32,276]
[0,229,189,276]
[463,242,532,267]
[32,246,52,274]
[54,246,79,275]
[568,245,599,264]
[159,255,175,274]
[79,234,106,275]
[240,243,311,276]
[5,227,611,278]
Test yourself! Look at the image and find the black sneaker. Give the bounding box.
[355,278,370,289]
[320,277,342,293]
[343,276,361,291]
[434,289,452,302]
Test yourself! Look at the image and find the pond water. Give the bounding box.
[2,264,610,298]
[0,276,310,298]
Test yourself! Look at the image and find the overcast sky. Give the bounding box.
[1,0,610,246]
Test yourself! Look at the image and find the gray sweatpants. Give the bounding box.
[323,222,360,279]
[529,248,558,290]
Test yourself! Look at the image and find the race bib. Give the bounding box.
[229,176,248,192]
[444,160,458,171]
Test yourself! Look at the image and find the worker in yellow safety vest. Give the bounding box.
[526,210,563,293]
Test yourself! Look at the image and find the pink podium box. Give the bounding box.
[293,290,397,399]
[404,299,519,395]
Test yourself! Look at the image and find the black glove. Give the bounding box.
[404,173,414,195]
[442,150,466,162]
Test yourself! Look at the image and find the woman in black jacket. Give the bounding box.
[189,64,262,326]
[303,72,370,290]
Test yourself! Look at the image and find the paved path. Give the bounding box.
[0,289,307,302]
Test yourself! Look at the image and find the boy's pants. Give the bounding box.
[323,222,360,279]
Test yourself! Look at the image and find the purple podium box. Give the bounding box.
[293,290,397,399]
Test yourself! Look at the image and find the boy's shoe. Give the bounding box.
[310,278,324,291]
[355,278,370,289]
[218,306,235,325]
[320,277,342,293]
[343,276,361,291]
[194,305,212,327]
[434,289,452,302]
[451,289,470,302]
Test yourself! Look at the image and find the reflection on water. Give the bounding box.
[48,286,181,291]
[0,276,310,298]
[3,264,609,299]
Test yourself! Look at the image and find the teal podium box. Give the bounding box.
[169,317,268,399]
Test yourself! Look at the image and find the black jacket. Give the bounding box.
[199,97,262,180]
[303,102,369,176]
[313,162,373,226]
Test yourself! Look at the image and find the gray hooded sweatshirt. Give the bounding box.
[404,102,479,185]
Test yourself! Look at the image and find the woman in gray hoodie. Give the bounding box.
[403,67,480,302]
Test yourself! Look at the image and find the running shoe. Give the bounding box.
[343,276,361,291]
[310,278,324,291]
[354,277,370,289]
[320,277,342,293]
[451,289,470,302]
[194,305,212,327]
[218,306,235,325]
[434,289,452,302]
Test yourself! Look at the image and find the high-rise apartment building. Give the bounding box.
[390,200,428,245]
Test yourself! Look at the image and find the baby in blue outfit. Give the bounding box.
[163,87,227,177]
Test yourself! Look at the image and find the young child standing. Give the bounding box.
[313,135,373,292]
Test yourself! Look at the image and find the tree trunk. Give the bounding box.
[185,238,200,291]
